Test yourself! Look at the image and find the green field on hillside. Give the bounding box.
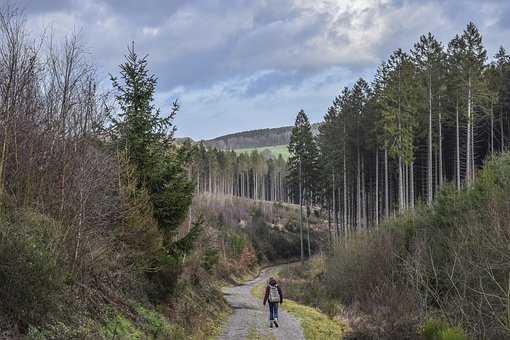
[233,145,289,159]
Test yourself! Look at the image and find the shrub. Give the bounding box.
[412,154,510,338]
[0,212,65,328]
[325,230,420,339]
[423,319,467,340]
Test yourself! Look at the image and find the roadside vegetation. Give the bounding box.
[251,272,344,340]
[0,7,272,338]
[279,153,510,339]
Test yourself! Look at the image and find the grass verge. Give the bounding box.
[251,278,344,340]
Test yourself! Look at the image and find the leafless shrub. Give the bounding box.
[325,231,421,339]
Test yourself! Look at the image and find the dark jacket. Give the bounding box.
[263,279,283,305]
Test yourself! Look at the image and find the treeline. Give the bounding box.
[288,22,510,239]
[188,143,290,202]
[283,22,510,339]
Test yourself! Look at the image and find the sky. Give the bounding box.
[20,0,510,140]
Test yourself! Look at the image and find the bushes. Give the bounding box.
[325,231,419,339]
[249,207,317,262]
[0,212,65,328]
[422,319,467,340]
[315,153,510,339]
[411,154,510,338]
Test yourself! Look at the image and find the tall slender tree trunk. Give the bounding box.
[471,117,475,179]
[356,145,361,229]
[306,206,311,258]
[501,111,505,151]
[384,147,389,217]
[410,162,415,209]
[456,97,461,190]
[327,199,332,252]
[299,159,304,265]
[490,98,494,155]
[427,71,433,205]
[438,107,443,188]
[398,157,404,213]
[375,149,379,226]
[343,129,348,232]
[466,76,472,184]
[361,159,368,228]
[333,169,339,241]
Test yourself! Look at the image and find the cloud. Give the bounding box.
[18,0,510,139]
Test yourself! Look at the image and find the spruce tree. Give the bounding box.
[288,110,319,263]
[411,33,446,203]
[108,43,193,239]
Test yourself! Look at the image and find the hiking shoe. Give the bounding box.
[269,321,273,328]
[274,320,279,328]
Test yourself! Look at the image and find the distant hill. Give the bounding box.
[204,124,319,150]
[205,126,293,150]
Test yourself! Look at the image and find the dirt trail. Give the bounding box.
[218,266,304,340]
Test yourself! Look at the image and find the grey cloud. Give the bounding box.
[18,0,510,139]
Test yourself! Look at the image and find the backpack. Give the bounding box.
[268,285,280,303]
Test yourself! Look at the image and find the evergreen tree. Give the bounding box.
[379,49,419,211]
[288,110,319,263]
[450,23,487,184]
[411,33,446,203]
[108,43,193,238]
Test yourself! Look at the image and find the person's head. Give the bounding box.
[269,277,277,285]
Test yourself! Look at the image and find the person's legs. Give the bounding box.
[273,303,279,327]
[269,302,275,327]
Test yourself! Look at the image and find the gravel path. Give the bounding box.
[218,266,305,340]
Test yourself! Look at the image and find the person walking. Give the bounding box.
[263,277,283,328]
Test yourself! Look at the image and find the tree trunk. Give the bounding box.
[384,147,389,218]
[357,144,361,229]
[306,206,311,258]
[410,162,415,209]
[343,138,348,232]
[299,159,304,265]
[490,98,494,155]
[333,169,339,241]
[375,149,379,226]
[438,107,443,188]
[466,76,472,184]
[427,71,433,205]
[398,156,404,213]
[501,111,505,152]
[456,97,461,190]
[328,198,332,251]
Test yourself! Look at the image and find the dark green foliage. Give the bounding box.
[288,110,319,203]
[168,221,203,258]
[108,43,193,236]
[202,248,220,272]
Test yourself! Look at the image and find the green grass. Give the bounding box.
[233,145,289,159]
[251,280,344,340]
[422,319,468,340]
